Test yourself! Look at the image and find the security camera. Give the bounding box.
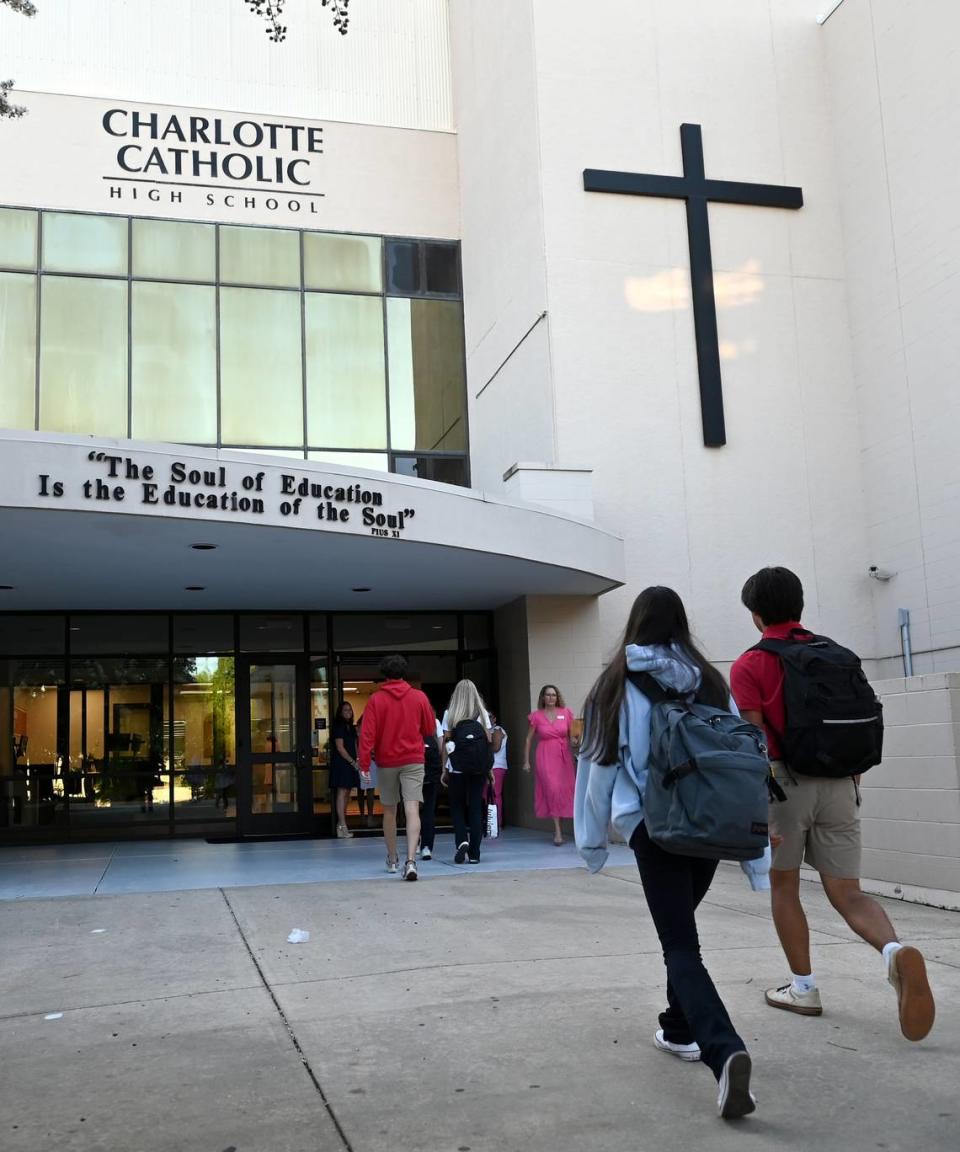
[868,566,895,582]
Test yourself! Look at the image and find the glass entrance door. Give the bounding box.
[237,659,312,836]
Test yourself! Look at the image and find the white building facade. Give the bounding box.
[1,0,958,900]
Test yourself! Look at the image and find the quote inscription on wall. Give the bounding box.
[37,452,416,538]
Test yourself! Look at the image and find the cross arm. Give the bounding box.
[583,169,689,200]
[703,178,803,210]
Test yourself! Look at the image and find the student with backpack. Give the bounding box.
[575,587,769,1121]
[730,566,935,1041]
[441,679,499,864]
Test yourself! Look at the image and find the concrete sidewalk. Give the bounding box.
[0,860,957,1152]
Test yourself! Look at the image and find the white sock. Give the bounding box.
[882,941,903,973]
[791,971,816,993]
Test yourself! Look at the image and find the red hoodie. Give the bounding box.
[358,680,436,770]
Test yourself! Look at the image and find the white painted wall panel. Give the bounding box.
[3,0,453,131]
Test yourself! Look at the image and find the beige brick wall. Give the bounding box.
[861,674,960,899]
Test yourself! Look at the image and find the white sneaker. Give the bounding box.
[402,860,418,882]
[717,1051,756,1120]
[887,945,935,1041]
[421,846,432,860]
[764,982,822,1016]
[654,1029,701,1062]
[386,856,399,874]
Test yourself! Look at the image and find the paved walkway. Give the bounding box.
[0,829,633,900]
[0,835,958,1151]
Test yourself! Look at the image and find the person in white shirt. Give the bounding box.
[488,710,508,833]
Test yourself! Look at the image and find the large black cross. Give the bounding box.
[584,123,803,447]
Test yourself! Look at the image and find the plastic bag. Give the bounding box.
[486,797,499,839]
[287,929,310,944]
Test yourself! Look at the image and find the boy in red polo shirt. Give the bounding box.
[730,566,934,1041]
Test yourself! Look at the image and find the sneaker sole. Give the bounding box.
[404,872,418,882]
[718,1052,756,1120]
[894,946,935,1041]
[764,991,822,1016]
[654,1035,701,1062]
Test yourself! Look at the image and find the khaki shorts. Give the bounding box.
[769,765,861,878]
[376,763,424,806]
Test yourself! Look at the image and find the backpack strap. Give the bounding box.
[626,670,682,704]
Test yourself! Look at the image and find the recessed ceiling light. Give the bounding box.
[352,587,371,593]
[185,586,206,592]
[191,543,217,551]
[0,585,15,591]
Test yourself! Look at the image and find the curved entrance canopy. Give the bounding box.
[0,433,624,610]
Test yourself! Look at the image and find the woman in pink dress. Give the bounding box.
[523,684,579,845]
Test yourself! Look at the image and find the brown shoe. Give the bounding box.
[888,946,935,1041]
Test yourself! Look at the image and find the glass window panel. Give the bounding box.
[239,615,304,653]
[0,272,37,430]
[0,616,64,655]
[131,282,217,443]
[309,615,328,652]
[132,218,215,282]
[303,232,382,293]
[385,239,420,294]
[173,656,235,821]
[173,616,235,655]
[387,298,466,452]
[464,614,491,650]
[0,207,38,270]
[424,242,460,294]
[221,448,306,460]
[305,293,386,449]
[220,287,303,446]
[39,276,128,436]
[307,451,388,471]
[42,212,127,275]
[392,455,468,487]
[69,615,168,655]
[333,614,458,652]
[1,661,67,831]
[67,659,169,827]
[219,225,300,288]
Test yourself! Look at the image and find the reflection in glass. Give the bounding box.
[0,661,66,831]
[0,615,65,655]
[249,664,297,756]
[387,298,466,452]
[39,276,128,436]
[305,293,386,449]
[173,656,236,819]
[220,287,303,445]
[69,615,168,655]
[173,616,235,655]
[303,232,382,293]
[219,225,300,288]
[42,212,127,275]
[0,272,37,430]
[311,661,330,817]
[333,614,459,652]
[132,218,216,282]
[0,207,38,270]
[132,282,217,443]
[385,239,420,294]
[67,659,169,826]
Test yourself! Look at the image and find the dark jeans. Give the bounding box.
[421,779,439,852]
[448,773,486,859]
[631,824,746,1079]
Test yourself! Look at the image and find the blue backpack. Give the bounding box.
[629,672,771,862]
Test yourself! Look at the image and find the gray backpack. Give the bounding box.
[629,672,770,861]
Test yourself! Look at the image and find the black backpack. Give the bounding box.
[449,719,493,776]
[424,733,442,783]
[753,630,883,778]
